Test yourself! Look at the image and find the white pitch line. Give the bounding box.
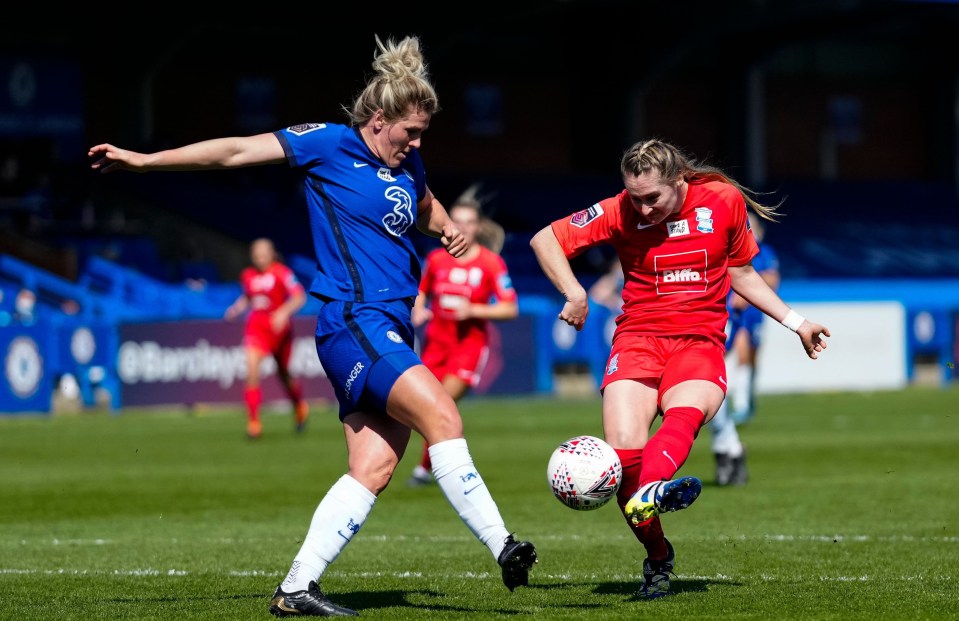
[4,534,958,546]
[1,568,954,582]
[0,568,189,576]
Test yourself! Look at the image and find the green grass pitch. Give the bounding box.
[1,385,957,620]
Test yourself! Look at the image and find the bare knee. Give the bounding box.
[427,400,463,442]
[348,453,399,496]
[246,354,262,387]
[387,368,464,443]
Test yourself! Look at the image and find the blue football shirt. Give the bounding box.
[273,122,428,303]
[751,241,779,279]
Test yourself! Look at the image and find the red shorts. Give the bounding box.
[600,334,727,399]
[244,314,294,365]
[420,340,489,387]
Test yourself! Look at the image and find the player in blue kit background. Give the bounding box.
[727,211,780,425]
[89,34,537,618]
[708,211,781,485]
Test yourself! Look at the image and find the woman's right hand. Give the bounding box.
[559,292,589,331]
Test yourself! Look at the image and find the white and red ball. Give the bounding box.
[547,435,622,511]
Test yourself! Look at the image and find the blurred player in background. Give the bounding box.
[225,238,308,439]
[90,34,536,617]
[588,258,625,316]
[406,185,519,487]
[709,212,781,485]
[530,138,830,599]
[727,212,780,424]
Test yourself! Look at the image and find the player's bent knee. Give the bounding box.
[419,401,464,442]
[348,460,398,496]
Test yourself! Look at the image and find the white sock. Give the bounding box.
[429,438,510,560]
[280,474,376,592]
[709,400,743,457]
[733,363,753,415]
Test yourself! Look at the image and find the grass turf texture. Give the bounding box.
[1,386,957,620]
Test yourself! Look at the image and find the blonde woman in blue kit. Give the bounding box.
[90,34,536,618]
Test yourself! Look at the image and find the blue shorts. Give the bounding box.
[727,306,765,350]
[314,298,421,420]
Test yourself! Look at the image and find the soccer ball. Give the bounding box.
[547,435,622,511]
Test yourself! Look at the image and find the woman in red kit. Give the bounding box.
[530,139,830,599]
[406,185,519,487]
[225,237,309,439]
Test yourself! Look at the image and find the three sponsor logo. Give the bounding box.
[381,186,415,237]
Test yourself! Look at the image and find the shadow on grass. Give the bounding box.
[702,480,749,489]
[333,588,550,614]
[106,590,481,614]
[594,576,734,599]
[105,580,739,613]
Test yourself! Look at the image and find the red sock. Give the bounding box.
[615,447,668,559]
[640,406,704,486]
[615,447,644,506]
[244,387,262,423]
[419,440,432,470]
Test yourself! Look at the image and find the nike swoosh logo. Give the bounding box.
[464,484,483,495]
[353,162,368,168]
[636,222,656,230]
[719,376,727,386]
[663,450,678,469]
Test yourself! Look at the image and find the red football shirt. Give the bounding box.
[420,245,517,346]
[551,180,759,346]
[240,262,304,317]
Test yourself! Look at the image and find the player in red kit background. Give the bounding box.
[406,186,519,487]
[225,238,309,439]
[530,139,830,599]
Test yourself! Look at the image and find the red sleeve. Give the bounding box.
[550,194,624,259]
[239,268,254,296]
[488,252,518,303]
[419,250,438,295]
[724,188,760,267]
[279,264,305,295]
